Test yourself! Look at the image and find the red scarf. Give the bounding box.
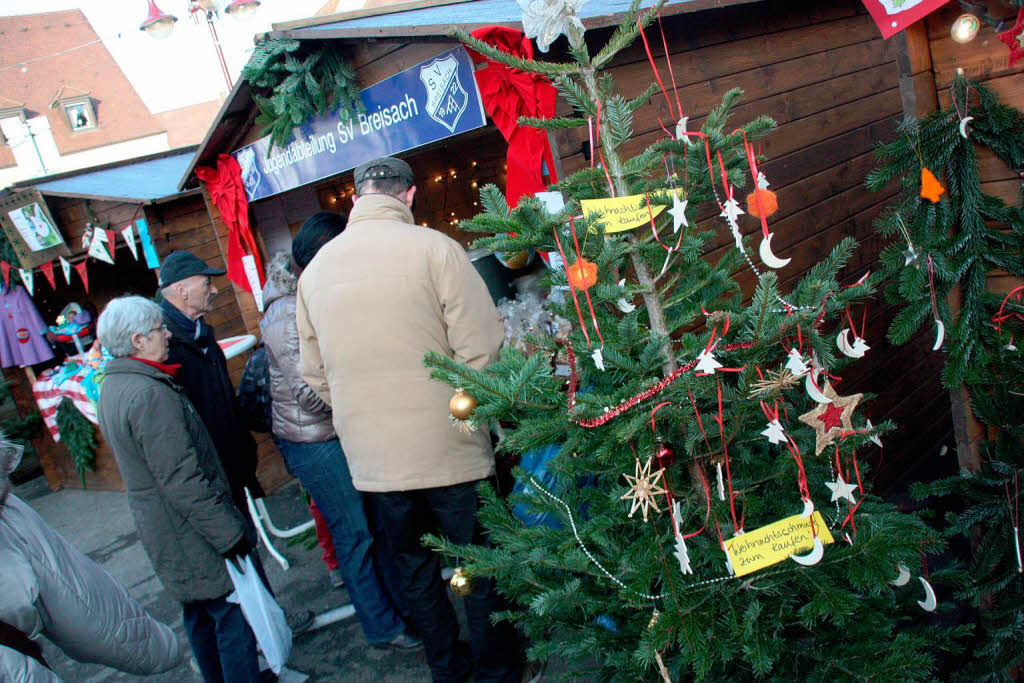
[132,357,182,378]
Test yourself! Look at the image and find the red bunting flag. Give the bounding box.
[73,260,89,293]
[39,261,56,290]
[105,229,118,261]
[859,0,953,39]
[0,262,9,289]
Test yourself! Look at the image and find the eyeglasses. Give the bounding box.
[148,324,168,334]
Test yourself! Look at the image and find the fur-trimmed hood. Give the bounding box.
[261,252,297,309]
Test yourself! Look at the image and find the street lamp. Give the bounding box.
[139,0,178,39]
[140,0,263,89]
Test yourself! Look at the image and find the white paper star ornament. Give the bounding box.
[825,474,859,504]
[668,193,689,234]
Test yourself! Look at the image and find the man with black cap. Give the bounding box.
[158,251,263,511]
[296,157,522,682]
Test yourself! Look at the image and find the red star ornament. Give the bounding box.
[798,383,863,456]
[998,8,1024,68]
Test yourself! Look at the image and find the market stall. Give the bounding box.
[4,147,260,491]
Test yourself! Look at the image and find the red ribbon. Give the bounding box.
[467,26,559,207]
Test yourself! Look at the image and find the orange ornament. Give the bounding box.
[920,168,945,203]
[566,258,598,290]
[746,188,778,218]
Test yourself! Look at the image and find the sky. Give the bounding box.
[0,0,362,113]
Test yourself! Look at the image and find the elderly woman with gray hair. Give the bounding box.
[96,295,262,683]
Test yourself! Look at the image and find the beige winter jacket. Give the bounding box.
[296,193,503,492]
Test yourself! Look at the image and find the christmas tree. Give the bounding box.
[420,1,967,678]
[868,74,1024,680]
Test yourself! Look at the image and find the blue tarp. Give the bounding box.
[32,152,195,202]
[301,0,700,32]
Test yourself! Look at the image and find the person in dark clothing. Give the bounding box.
[157,251,263,507]
[158,251,315,637]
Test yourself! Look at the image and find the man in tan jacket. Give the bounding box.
[296,156,521,682]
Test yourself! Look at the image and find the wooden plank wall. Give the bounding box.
[545,0,954,491]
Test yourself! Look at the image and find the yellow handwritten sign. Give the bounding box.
[724,512,834,577]
[580,191,680,233]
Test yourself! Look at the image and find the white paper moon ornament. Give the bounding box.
[890,564,911,587]
[805,368,832,404]
[959,116,974,139]
[790,536,824,566]
[917,577,937,612]
[758,232,790,269]
[933,320,945,351]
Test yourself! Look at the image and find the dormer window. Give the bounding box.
[0,107,27,146]
[60,96,96,132]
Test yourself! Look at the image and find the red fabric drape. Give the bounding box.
[195,154,264,293]
[468,26,558,208]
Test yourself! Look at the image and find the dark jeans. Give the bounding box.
[275,436,405,644]
[182,593,260,683]
[368,480,523,683]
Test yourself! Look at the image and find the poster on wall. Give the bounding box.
[234,46,488,202]
[0,190,71,269]
[860,0,953,39]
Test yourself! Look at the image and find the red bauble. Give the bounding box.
[654,443,675,468]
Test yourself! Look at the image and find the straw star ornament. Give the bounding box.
[621,457,668,522]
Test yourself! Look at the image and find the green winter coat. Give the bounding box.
[97,357,246,602]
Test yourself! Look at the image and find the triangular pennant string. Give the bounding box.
[59,256,72,284]
[74,260,90,293]
[39,261,56,290]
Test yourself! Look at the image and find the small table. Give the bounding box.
[217,334,258,359]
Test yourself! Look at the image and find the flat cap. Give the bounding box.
[354,156,414,186]
[158,250,225,288]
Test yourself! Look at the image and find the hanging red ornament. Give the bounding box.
[746,188,778,218]
[997,7,1024,68]
[566,258,598,290]
[654,442,675,468]
[920,168,945,203]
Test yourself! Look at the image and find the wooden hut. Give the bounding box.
[182,0,968,492]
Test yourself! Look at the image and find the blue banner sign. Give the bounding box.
[233,47,487,202]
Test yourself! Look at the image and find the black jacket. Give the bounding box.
[161,301,263,504]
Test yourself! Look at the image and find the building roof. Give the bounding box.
[0,10,164,156]
[15,147,199,204]
[181,0,758,190]
[272,0,758,39]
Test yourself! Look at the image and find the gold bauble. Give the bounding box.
[496,249,532,270]
[449,566,474,597]
[448,388,478,421]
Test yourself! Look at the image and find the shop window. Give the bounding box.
[58,97,96,132]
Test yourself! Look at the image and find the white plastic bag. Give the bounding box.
[225,555,292,673]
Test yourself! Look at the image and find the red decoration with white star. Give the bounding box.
[998,8,1024,68]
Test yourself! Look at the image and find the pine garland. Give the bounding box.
[242,38,363,150]
[55,396,96,485]
[869,74,1024,680]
